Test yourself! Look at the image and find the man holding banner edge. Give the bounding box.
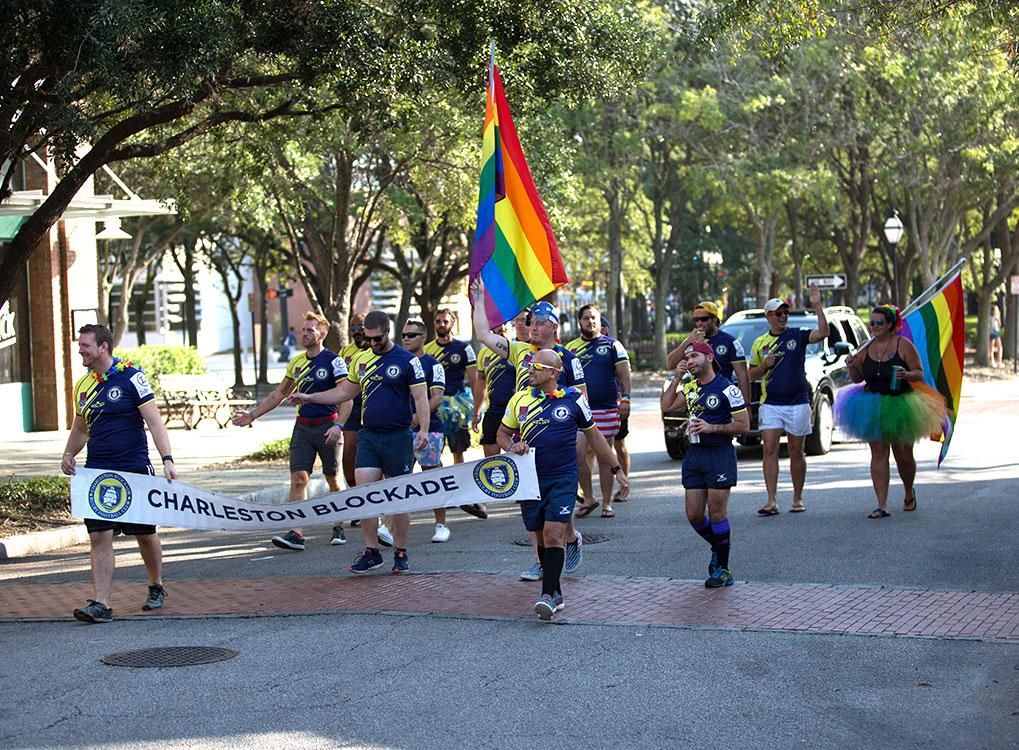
[61,323,176,624]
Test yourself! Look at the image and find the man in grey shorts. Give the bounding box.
[233,311,351,549]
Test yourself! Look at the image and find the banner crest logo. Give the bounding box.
[88,473,132,519]
[473,456,520,499]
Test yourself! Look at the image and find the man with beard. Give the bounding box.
[667,301,750,404]
[660,340,748,588]
[233,311,350,551]
[61,324,177,623]
[472,283,587,578]
[499,349,630,620]
[566,305,631,518]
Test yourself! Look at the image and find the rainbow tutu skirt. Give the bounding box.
[834,382,948,444]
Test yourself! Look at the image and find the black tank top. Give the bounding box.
[861,338,912,395]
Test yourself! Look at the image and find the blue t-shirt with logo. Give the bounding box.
[749,327,812,405]
[565,335,629,409]
[707,330,746,382]
[478,347,516,411]
[424,338,477,394]
[501,387,595,478]
[348,345,427,431]
[73,359,155,469]
[285,348,348,419]
[684,373,747,448]
[416,353,446,433]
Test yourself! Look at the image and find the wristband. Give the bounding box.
[162,455,174,463]
[620,395,631,402]
[611,465,622,475]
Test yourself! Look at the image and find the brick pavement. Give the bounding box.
[1,573,1016,641]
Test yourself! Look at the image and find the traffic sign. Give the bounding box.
[806,274,847,290]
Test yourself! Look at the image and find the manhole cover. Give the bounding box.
[513,533,611,546]
[101,646,238,668]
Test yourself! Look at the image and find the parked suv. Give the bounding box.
[662,305,867,459]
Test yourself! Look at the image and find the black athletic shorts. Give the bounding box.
[480,407,508,446]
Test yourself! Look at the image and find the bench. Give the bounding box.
[158,373,256,430]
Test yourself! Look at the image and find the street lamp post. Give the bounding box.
[883,211,904,303]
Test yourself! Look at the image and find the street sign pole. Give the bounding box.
[1011,274,1019,374]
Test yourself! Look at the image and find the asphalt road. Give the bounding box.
[0,380,1016,749]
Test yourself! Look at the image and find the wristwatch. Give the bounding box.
[611,465,622,475]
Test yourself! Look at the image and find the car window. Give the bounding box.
[827,320,846,350]
[846,317,867,347]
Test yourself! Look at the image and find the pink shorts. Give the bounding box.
[591,407,620,440]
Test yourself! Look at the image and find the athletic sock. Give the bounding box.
[537,545,546,569]
[542,547,565,597]
[691,516,713,546]
[710,518,731,569]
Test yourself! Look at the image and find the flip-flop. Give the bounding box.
[903,491,917,512]
[600,509,616,518]
[614,491,628,503]
[575,502,599,518]
[789,505,807,513]
[867,508,891,519]
[757,506,779,516]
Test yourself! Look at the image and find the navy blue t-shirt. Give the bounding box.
[73,359,155,469]
[348,345,427,431]
[502,387,595,478]
[565,335,629,409]
[416,353,446,432]
[424,338,477,394]
[707,330,746,382]
[750,327,812,405]
[684,373,747,448]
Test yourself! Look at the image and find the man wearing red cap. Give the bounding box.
[661,340,749,587]
[748,285,828,514]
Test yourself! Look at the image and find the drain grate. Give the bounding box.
[101,646,238,668]
[513,533,611,546]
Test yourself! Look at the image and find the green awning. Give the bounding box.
[0,216,26,241]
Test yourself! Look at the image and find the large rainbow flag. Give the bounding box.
[899,270,965,466]
[469,62,568,327]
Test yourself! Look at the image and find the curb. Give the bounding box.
[0,478,329,560]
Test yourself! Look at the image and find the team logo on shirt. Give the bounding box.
[706,394,720,409]
[107,386,123,402]
[716,344,728,355]
[88,472,133,519]
[596,345,610,356]
[473,456,520,499]
[450,353,462,364]
[315,367,328,380]
[552,405,571,422]
[385,365,401,379]
[786,340,797,351]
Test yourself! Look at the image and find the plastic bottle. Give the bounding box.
[889,366,899,392]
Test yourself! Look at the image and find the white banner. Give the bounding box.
[71,453,538,531]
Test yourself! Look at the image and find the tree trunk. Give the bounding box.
[606,186,624,337]
[133,261,157,345]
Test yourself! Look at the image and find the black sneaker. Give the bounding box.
[459,503,488,519]
[330,527,347,546]
[271,530,305,550]
[349,547,384,574]
[73,600,112,623]
[142,584,167,610]
[392,549,410,574]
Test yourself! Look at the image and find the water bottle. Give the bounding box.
[889,366,899,392]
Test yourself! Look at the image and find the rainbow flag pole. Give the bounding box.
[469,46,569,327]
[898,258,966,466]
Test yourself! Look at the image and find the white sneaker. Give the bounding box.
[431,524,451,543]
[377,523,394,548]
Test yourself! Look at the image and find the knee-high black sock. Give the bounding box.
[537,545,546,568]
[710,518,731,569]
[542,547,565,597]
[690,516,712,546]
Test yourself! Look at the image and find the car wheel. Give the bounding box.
[665,431,689,460]
[805,394,834,456]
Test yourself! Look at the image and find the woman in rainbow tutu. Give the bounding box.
[835,305,948,518]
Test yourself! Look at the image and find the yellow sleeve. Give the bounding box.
[501,392,522,430]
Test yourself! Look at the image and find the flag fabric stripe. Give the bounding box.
[470,62,568,327]
[900,272,964,466]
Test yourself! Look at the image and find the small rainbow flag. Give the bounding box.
[900,270,965,466]
[469,61,568,327]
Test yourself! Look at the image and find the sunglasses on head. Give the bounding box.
[401,331,423,339]
[365,334,386,343]
[693,316,711,322]
[528,362,559,372]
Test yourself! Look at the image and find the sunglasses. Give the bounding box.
[350,325,365,333]
[401,331,423,339]
[527,362,560,372]
[869,319,886,327]
[770,309,789,316]
[693,316,712,322]
[365,334,386,343]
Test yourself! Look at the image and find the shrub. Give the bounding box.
[242,439,290,462]
[114,345,207,394]
[0,476,71,522]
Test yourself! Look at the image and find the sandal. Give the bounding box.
[614,491,628,503]
[903,491,917,512]
[867,508,891,519]
[789,504,806,513]
[757,506,779,516]
[575,502,599,518]
[600,509,616,518]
